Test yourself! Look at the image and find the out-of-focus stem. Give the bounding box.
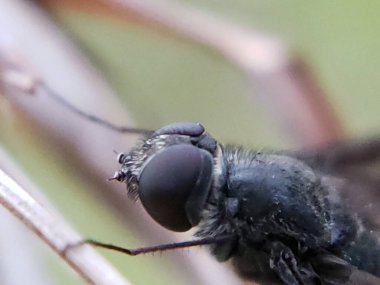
[0,165,130,285]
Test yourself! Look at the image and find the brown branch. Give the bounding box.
[0,160,130,285]
[42,0,345,146]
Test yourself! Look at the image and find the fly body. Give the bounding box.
[111,122,380,285]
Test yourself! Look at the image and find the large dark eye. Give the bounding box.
[138,144,214,232]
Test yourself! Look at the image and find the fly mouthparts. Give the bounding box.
[108,171,125,182]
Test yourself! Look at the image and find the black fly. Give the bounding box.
[100,121,379,285]
[43,85,380,284]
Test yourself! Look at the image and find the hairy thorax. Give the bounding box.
[196,145,362,284]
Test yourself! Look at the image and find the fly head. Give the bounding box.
[111,122,219,232]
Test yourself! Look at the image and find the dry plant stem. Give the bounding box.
[0,1,241,284]
[0,147,51,285]
[0,168,130,285]
[44,0,345,146]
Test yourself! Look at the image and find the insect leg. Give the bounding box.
[38,82,153,135]
[66,235,234,256]
[268,241,315,285]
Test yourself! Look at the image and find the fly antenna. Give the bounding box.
[39,82,153,135]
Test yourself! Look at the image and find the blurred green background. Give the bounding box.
[2,1,380,285]
[57,1,380,142]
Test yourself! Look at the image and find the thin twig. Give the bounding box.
[0,166,130,285]
[0,148,51,285]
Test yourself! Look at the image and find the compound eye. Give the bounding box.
[138,144,213,232]
[153,122,204,137]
